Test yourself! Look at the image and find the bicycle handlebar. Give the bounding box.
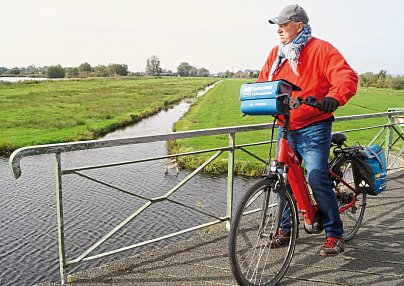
[298,96,321,109]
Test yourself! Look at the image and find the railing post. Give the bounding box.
[55,152,67,284]
[226,132,235,230]
[385,114,393,165]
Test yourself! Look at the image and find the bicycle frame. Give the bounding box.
[274,115,362,227]
[330,170,358,212]
[275,116,318,226]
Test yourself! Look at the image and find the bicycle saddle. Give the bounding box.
[331,133,347,146]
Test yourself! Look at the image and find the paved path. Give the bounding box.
[38,171,404,286]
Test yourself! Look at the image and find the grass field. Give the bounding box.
[170,79,404,176]
[0,77,217,155]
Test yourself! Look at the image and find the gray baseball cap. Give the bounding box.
[268,4,309,25]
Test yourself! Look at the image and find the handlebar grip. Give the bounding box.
[299,96,320,109]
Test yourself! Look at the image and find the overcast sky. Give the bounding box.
[1,0,403,75]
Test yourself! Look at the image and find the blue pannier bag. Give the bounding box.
[240,80,296,115]
[352,144,387,196]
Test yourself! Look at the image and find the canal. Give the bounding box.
[0,83,255,286]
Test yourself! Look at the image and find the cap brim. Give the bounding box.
[268,17,291,25]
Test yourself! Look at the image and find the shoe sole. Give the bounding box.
[319,248,344,257]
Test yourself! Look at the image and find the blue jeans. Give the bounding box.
[277,121,343,239]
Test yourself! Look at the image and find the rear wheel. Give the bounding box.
[332,156,366,241]
[228,177,298,286]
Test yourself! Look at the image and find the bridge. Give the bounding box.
[9,109,404,285]
[38,169,404,285]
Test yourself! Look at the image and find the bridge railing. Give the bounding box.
[9,110,404,284]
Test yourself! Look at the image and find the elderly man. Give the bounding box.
[257,4,358,256]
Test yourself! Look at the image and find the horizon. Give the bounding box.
[0,63,401,77]
[1,0,403,75]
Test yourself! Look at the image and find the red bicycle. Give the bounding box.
[228,85,366,286]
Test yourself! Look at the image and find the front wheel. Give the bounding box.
[332,156,366,241]
[228,177,298,286]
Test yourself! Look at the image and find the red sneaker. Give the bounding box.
[319,236,345,256]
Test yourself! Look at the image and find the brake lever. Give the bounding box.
[289,97,300,110]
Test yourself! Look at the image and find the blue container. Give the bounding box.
[361,145,387,195]
[240,80,293,115]
[353,144,387,196]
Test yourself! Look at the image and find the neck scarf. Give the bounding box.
[269,24,312,78]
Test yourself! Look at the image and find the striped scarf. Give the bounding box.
[269,25,312,78]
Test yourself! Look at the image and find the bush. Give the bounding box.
[45,65,65,78]
[389,77,404,90]
[359,70,404,89]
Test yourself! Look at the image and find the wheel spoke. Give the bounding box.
[333,157,366,241]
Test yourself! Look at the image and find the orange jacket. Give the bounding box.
[257,37,358,130]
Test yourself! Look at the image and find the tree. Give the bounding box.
[107,63,129,76]
[45,65,65,78]
[161,69,173,76]
[78,62,92,72]
[65,67,79,78]
[359,72,373,87]
[224,70,233,78]
[26,64,40,75]
[189,66,198,77]
[8,67,21,75]
[93,65,109,77]
[177,62,191,77]
[376,69,387,88]
[197,68,209,77]
[359,70,388,88]
[390,77,404,90]
[145,55,162,76]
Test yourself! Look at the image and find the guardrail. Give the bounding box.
[9,110,404,284]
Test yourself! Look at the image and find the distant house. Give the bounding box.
[234,70,247,78]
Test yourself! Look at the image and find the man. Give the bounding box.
[257,4,358,256]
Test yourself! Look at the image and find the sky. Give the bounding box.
[1,0,403,75]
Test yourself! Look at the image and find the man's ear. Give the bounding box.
[297,22,304,33]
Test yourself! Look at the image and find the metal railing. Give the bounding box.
[9,110,404,284]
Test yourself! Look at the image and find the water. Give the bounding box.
[0,77,49,82]
[0,83,256,286]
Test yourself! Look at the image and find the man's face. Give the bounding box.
[277,21,304,44]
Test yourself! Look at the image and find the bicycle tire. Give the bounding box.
[228,177,298,286]
[332,155,366,241]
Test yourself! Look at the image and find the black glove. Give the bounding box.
[319,97,339,113]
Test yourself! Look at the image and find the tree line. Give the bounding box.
[145,55,210,77]
[1,57,404,88]
[358,70,404,90]
[0,55,259,79]
[0,63,130,79]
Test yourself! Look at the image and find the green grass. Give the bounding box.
[170,79,404,176]
[0,77,217,155]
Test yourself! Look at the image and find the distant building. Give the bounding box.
[234,70,247,78]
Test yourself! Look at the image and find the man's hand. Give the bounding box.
[319,97,339,113]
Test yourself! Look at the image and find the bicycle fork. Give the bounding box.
[258,172,284,239]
